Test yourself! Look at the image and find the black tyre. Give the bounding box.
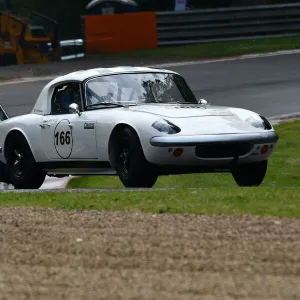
[231,160,268,187]
[112,127,158,188]
[5,134,46,189]
[0,161,10,184]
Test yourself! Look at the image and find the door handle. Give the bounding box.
[40,123,50,128]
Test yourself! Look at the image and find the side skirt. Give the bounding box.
[37,161,116,176]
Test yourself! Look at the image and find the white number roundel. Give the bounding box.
[54,119,73,159]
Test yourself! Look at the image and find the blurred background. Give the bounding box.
[1,0,300,39]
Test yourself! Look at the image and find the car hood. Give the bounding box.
[129,104,234,118]
[129,104,265,135]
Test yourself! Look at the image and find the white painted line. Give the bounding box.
[268,111,300,120]
[0,76,55,86]
[149,49,300,68]
[39,176,73,190]
[1,48,300,86]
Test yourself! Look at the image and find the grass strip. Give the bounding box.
[1,187,300,218]
[95,35,300,60]
[67,120,300,189]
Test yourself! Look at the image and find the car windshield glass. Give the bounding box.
[0,105,8,121]
[84,72,198,107]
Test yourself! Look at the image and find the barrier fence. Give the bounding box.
[56,39,85,60]
[156,3,300,46]
[3,2,300,64]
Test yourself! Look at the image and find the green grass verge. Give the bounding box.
[2,188,300,218]
[95,35,300,60]
[67,120,300,189]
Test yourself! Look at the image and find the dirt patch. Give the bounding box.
[0,208,299,299]
[0,55,191,79]
[286,158,300,165]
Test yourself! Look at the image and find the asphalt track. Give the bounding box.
[1,53,300,117]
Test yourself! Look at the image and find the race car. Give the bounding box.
[0,66,279,189]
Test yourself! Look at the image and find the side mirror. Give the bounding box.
[198,99,207,105]
[69,103,81,116]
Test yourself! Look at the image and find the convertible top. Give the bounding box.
[31,66,179,115]
[49,66,178,85]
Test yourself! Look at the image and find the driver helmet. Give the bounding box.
[61,83,77,110]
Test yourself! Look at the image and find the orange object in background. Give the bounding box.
[84,12,157,53]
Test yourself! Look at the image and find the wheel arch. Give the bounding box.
[108,123,143,168]
[4,129,36,161]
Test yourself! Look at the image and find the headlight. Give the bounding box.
[152,119,181,134]
[246,115,272,130]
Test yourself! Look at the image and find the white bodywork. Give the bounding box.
[0,66,279,176]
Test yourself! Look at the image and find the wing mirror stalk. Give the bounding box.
[198,99,208,105]
[69,103,82,116]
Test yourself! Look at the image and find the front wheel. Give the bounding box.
[5,135,46,189]
[231,160,268,187]
[112,127,158,188]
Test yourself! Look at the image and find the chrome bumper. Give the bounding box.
[150,131,279,147]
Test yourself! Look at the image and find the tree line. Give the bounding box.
[2,0,300,39]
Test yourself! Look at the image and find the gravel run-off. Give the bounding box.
[1,207,300,300]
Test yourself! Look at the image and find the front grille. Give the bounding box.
[195,143,253,158]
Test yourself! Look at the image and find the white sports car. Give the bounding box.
[0,66,279,189]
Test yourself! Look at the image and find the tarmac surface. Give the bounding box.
[1,53,300,117]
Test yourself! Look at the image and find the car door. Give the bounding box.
[40,82,98,160]
[68,113,98,160]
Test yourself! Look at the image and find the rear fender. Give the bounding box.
[4,128,36,161]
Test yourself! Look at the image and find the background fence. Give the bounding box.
[58,39,85,60]
[156,2,300,46]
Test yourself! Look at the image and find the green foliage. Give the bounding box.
[5,0,89,39]
[2,188,300,218]
[93,35,300,59]
[4,0,300,39]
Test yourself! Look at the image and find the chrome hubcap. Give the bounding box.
[14,150,23,166]
[119,148,129,174]
[12,149,24,176]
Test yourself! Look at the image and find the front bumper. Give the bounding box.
[144,131,279,169]
[150,131,279,147]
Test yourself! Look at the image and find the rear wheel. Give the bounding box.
[0,161,9,184]
[112,127,158,188]
[231,160,268,187]
[5,134,46,189]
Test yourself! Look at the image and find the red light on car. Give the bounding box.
[261,145,269,154]
[173,148,183,157]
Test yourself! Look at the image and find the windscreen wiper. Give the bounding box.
[87,102,137,109]
[176,101,199,104]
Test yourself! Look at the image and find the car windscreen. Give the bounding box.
[84,72,198,107]
[0,105,8,121]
